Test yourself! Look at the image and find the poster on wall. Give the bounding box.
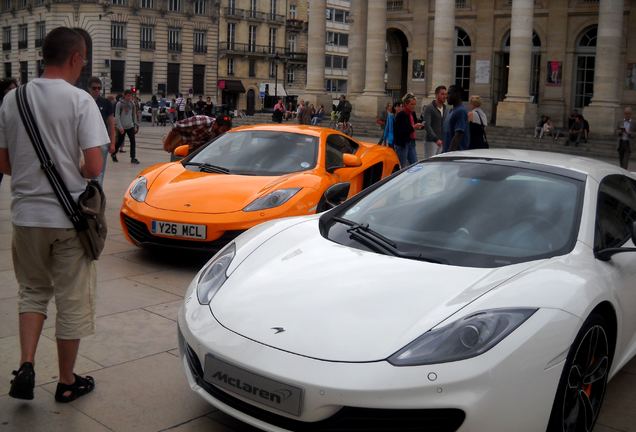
[546,61,562,86]
[412,59,425,80]
[626,64,636,90]
[475,60,490,84]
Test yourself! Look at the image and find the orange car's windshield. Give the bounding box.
[187,131,319,176]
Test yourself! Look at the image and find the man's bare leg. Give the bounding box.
[57,338,80,385]
[19,312,46,365]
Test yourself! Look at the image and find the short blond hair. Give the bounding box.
[469,95,482,107]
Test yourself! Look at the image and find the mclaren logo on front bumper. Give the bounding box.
[211,371,292,405]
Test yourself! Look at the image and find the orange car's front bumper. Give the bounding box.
[120,193,318,251]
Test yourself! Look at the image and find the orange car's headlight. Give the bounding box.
[243,188,301,212]
[129,176,148,202]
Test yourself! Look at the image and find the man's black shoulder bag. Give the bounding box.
[15,84,107,260]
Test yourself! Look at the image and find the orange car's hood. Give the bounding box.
[145,164,299,214]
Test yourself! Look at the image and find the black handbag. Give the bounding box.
[15,84,107,260]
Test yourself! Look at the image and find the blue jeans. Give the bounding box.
[395,140,417,167]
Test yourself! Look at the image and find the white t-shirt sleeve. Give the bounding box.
[0,93,12,149]
[77,94,110,150]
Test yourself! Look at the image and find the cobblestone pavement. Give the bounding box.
[0,123,634,431]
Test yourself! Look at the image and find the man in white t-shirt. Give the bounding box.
[0,27,109,403]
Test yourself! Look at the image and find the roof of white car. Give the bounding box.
[434,149,633,182]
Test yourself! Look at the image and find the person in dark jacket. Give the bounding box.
[394,93,424,167]
[422,85,447,158]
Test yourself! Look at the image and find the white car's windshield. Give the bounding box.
[188,130,319,176]
[326,159,585,267]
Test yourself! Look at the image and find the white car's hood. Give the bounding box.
[211,219,541,362]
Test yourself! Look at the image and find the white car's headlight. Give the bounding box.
[129,176,148,202]
[388,308,537,366]
[196,243,236,305]
[243,188,301,212]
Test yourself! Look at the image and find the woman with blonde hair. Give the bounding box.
[467,95,488,149]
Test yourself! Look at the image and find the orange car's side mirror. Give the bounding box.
[342,153,362,168]
[174,145,189,158]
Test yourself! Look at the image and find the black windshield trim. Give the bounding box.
[429,156,588,182]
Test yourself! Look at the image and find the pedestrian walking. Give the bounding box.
[0,26,108,403]
[175,94,186,120]
[422,85,447,158]
[617,107,636,170]
[442,85,470,153]
[377,102,391,144]
[87,76,116,185]
[204,96,214,117]
[150,94,159,126]
[113,89,140,164]
[195,95,206,115]
[394,93,424,167]
[383,101,402,149]
[272,98,285,123]
[185,97,194,118]
[467,95,488,149]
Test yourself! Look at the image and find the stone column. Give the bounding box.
[496,0,537,127]
[347,0,367,97]
[301,0,331,108]
[356,0,389,117]
[583,0,624,134]
[430,0,455,95]
[541,0,568,128]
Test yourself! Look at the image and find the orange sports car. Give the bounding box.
[120,124,400,250]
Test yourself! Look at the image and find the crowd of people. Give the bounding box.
[534,110,590,146]
[374,85,489,168]
[271,97,329,126]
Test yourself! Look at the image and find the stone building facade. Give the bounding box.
[304,0,636,133]
[1,0,219,101]
[217,0,308,113]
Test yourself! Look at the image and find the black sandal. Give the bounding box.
[55,374,95,403]
[9,362,35,400]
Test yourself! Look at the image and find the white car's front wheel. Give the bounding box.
[547,312,612,432]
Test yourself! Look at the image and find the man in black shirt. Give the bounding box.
[88,76,115,185]
[195,95,206,115]
[204,96,214,116]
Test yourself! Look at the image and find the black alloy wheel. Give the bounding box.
[547,313,612,432]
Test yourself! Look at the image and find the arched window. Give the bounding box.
[454,27,471,100]
[574,26,597,109]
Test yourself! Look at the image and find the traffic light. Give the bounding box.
[265,84,269,96]
[131,86,137,94]
[135,74,141,90]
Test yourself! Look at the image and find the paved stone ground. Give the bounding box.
[0,123,634,431]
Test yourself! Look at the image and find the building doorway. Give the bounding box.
[386,28,408,100]
[246,89,255,115]
[573,26,597,111]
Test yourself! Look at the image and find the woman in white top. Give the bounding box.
[467,95,488,149]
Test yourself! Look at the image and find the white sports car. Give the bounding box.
[178,150,636,432]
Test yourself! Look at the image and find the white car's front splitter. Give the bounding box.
[177,298,581,432]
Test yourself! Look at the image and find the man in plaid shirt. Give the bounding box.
[163,114,232,154]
